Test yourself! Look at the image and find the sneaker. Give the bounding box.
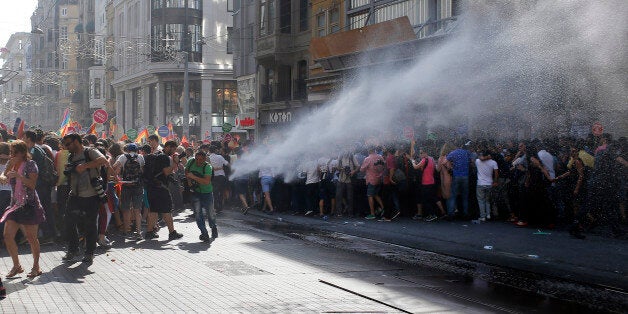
[199,234,210,242]
[62,251,78,262]
[365,214,376,220]
[81,254,94,264]
[134,232,143,241]
[515,221,528,227]
[304,210,314,216]
[479,217,486,222]
[144,231,159,240]
[98,237,112,248]
[168,231,183,240]
[242,206,250,215]
[412,214,423,221]
[391,211,401,220]
[376,208,384,217]
[424,215,438,222]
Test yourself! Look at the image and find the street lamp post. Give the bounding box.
[182,51,189,138]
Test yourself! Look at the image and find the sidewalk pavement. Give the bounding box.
[1,209,509,313]
[242,209,628,292]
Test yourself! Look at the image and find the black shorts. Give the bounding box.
[234,178,248,195]
[146,185,173,213]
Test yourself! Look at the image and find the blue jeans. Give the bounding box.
[447,176,469,216]
[192,192,216,236]
[476,185,492,218]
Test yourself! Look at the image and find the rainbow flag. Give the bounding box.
[135,128,149,144]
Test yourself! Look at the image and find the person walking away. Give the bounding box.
[475,151,499,221]
[446,141,472,220]
[360,146,385,219]
[185,151,217,242]
[304,160,320,216]
[61,134,108,264]
[411,148,443,221]
[337,151,359,217]
[1,140,46,278]
[208,146,229,212]
[112,143,145,241]
[143,141,184,241]
[437,143,454,219]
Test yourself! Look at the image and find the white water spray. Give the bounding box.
[233,0,628,179]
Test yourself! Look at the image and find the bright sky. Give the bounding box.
[0,0,38,65]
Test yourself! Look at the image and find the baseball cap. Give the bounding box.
[126,143,138,152]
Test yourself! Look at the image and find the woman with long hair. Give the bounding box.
[437,142,455,203]
[0,140,46,278]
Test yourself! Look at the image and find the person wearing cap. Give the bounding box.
[112,143,145,240]
[185,150,217,241]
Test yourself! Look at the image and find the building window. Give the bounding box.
[18,40,23,50]
[94,78,101,99]
[47,29,53,42]
[61,56,68,69]
[152,23,203,62]
[280,0,291,33]
[316,14,326,37]
[61,7,67,16]
[212,81,238,124]
[227,27,233,54]
[18,82,22,94]
[248,24,254,53]
[260,0,267,35]
[61,81,68,97]
[330,8,340,34]
[164,81,201,133]
[299,0,308,31]
[18,61,23,71]
[60,26,68,40]
[227,0,234,12]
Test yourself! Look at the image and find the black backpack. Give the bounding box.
[35,146,58,186]
[121,154,142,184]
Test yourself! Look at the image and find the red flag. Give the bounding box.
[16,120,25,139]
[101,131,107,139]
[181,135,188,145]
[120,134,129,141]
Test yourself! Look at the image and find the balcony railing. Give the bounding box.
[414,16,458,39]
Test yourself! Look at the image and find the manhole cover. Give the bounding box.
[204,261,272,276]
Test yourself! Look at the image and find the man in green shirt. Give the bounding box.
[185,150,217,242]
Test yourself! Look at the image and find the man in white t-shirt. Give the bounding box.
[208,146,229,211]
[475,151,498,221]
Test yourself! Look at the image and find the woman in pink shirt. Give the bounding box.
[412,148,446,221]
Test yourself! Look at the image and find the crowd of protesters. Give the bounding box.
[231,133,626,241]
[0,127,626,298]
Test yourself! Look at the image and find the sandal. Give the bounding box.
[27,269,42,279]
[6,265,24,278]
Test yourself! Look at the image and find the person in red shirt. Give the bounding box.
[360,147,385,220]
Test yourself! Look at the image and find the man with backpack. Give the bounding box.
[60,133,108,264]
[143,140,184,241]
[112,143,144,241]
[23,130,58,243]
[185,150,217,242]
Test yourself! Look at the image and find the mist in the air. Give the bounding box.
[232,0,628,179]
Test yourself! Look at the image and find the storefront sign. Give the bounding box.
[235,115,256,129]
[222,123,233,133]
